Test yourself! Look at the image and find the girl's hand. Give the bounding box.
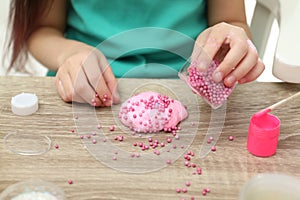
[55,46,120,107]
[192,22,265,87]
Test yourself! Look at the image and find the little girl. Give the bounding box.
[7,0,264,106]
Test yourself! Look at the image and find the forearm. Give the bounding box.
[27,27,91,71]
[207,0,251,39]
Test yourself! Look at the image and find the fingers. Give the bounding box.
[202,23,233,61]
[238,58,265,84]
[70,66,104,106]
[83,50,120,105]
[223,41,258,87]
[191,28,211,61]
[101,64,120,104]
[212,37,248,83]
[95,50,120,105]
[55,49,119,107]
[55,67,85,103]
[82,52,113,106]
[193,22,265,86]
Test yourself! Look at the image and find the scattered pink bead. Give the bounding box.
[103,94,108,102]
[71,129,75,133]
[205,188,211,193]
[86,134,91,139]
[154,150,160,155]
[79,135,84,139]
[202,190,207,196]
[54,144,59,149]
[167,137,172,143]
[190,197,195,200]
[109,125,115,131]
[197,167,202,175]
[118,135,124,141]
[68,180,73,185]
[229,135,234,141]
[185,181,191,187]
[133,142,137,146]
[92,139,97,144]
[176,188,181,193]
[113,156,117,160]
[166,159,171,164]
[182,188,187,193]
[211,146,217,151]
[97,124,101,129]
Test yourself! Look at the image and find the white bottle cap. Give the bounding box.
[11,93,39,116]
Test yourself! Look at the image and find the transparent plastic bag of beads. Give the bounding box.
[178,48,236,109]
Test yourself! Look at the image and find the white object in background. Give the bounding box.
[11,93,39,116]
[239,173,300,200]
[272,0,300,83]
[251,0,300,83]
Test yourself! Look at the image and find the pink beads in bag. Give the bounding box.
[179,60,235,109]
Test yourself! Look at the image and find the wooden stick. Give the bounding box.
[267,91,300,111]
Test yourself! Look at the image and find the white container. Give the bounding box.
[0,179,65,200]
[240,173,300,200]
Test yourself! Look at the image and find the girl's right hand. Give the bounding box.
[55,47,120,107]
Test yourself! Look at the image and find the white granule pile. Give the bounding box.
[12,191,57,200]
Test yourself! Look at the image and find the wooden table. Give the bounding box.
[0,76,300,200]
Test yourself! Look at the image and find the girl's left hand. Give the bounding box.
[192,22,265,87]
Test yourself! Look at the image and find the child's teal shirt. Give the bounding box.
[49,0,208,78]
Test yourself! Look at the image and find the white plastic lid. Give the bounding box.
[11,93,39,116]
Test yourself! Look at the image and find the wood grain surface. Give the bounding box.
[0,76,300,200]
